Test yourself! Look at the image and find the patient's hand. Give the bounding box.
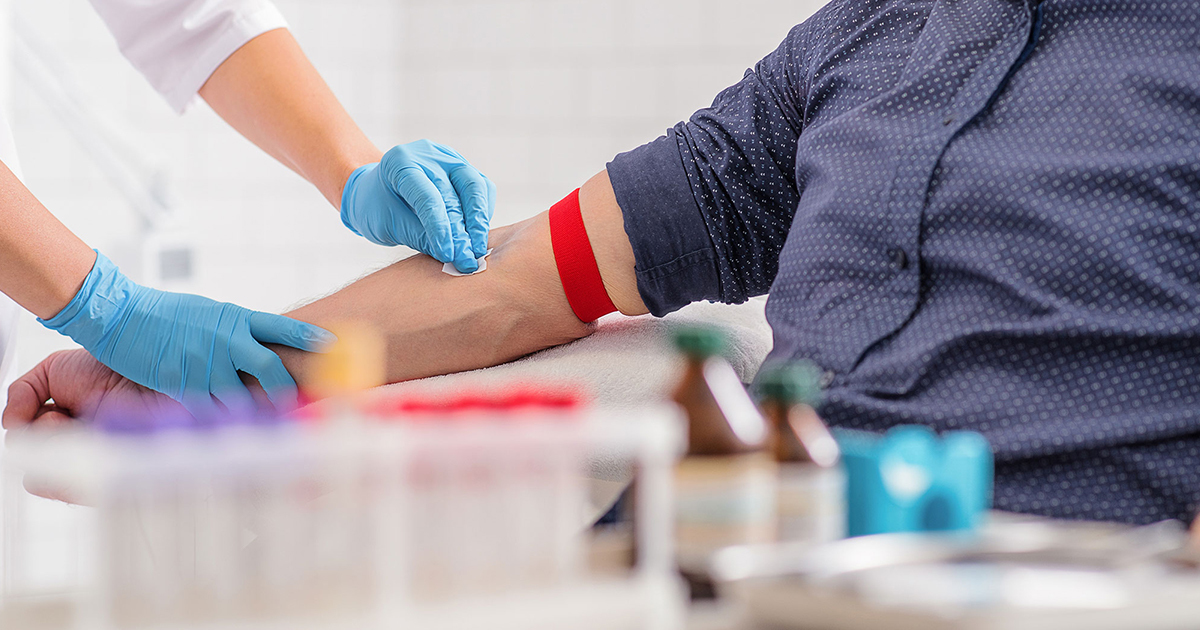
[2,350,185,503]
[3,349,177,433]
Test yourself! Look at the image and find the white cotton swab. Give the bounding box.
[441,249,495,277]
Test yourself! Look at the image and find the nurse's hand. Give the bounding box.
[38,252,334,417]
[340,140,496,274]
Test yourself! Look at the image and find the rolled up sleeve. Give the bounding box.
[606,20,815,316]
[607,131,722,317]
[87,0,288,113]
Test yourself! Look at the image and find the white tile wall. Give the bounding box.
[8,0,826,374]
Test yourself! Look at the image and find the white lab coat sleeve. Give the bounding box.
[86,0,288,114]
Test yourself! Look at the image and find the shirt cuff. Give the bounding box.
[164,4,289,114]
[606,130,722,317]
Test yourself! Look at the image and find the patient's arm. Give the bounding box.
[276,169,646,387]
[4,171,647,427]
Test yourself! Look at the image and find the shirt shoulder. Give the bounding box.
[765,0,910,121]
[790,0,904,60]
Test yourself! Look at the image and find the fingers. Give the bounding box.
[379,142,495,267]
[19,426,87,505]
[3,359,53,429]
[248,312,336,352]
[394,169,454,262]
[386,146,454,261]
[449,209,479,274]
[429,170,479,274]
[25,472,84,506]
[447,165,495,257]
[209,366,255,415]
[179,389,220,420]
[177,349,222,419]
[231,341,299,409]
[483,176,497,247]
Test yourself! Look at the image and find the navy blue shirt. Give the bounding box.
[607,0,1200,525]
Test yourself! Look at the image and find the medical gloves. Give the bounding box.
[340,140,496,273]
[39,252,334,417]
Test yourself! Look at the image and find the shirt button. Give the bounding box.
[943,116,955,126]
[891,248,909,270]
[818,370,836,389]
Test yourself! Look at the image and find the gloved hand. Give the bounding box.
[340,139,496,273]
[39,252,334,417]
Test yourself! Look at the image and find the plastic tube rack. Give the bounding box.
[0,399,686,630]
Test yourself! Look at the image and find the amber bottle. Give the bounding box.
[757,364,845,543]
[670,327,777,566]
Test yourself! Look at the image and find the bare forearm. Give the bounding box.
[274,170,647,390]
[275,214,589,387]
[199,29,381,208]
[0,161,96,319]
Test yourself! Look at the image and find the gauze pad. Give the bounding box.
[442,249,494,277]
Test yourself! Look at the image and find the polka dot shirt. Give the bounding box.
[607,0,1200,525]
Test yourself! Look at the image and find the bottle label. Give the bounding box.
[674,454,778,561]
[777,464,845,543]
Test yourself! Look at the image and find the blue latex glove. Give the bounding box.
[39,252,335,417]
[340,139,496,273]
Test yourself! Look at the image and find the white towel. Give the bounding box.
[373,298,775,519]
[375,297,773,409]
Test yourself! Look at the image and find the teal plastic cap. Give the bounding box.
[672,325,729,358]
[756,362,824,405]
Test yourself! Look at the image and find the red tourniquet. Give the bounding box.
[548,188,619,322]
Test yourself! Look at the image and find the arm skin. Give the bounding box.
[3,170,644,428]
[0,161,99,320]
[273,170,647,384]
[278,211,587,384]
[199,28,384,209]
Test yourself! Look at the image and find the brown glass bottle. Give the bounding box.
[757,364,845,543]
[670,327,777,568]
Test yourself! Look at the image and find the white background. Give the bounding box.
[9,0,825,374]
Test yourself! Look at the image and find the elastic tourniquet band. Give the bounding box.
[548,188,618,323]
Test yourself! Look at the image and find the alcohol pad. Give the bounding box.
[442,249,494,277]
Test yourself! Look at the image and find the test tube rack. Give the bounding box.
[1,401,686,630]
